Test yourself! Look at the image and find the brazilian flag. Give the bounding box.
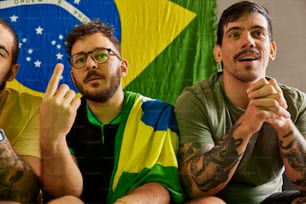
[0,0,218,104]
[123,0,219,104]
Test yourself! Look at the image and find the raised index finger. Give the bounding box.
[45,63,64,97]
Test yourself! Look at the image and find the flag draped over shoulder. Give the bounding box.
[0,0,218,104]
[123,0,219,104]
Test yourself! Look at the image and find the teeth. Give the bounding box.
[241,56,255,60]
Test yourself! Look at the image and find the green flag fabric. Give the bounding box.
[124,0,218,104]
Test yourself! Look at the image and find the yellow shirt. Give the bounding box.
[0,88,41,157]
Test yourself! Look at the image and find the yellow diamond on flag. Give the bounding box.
[116,0,196,88]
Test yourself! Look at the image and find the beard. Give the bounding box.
[74,67,121,103]
[232,66,259,82]
[0,69,12,92]
[231,47,263,82]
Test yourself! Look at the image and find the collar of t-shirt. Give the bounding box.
[86,102,121,144]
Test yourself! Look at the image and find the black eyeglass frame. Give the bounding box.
[68,47,121,69]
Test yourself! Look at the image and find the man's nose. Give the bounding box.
[85,55,98,69]
[241,32,255,48]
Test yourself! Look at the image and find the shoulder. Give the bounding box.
[175,72,223,108]
[133,93,178,132]
[279,84,306,120]
[141,96,173,112]
[280,84,306,101]
[280,84,306,106]
[3,88,42,108]
[124,90,173,112]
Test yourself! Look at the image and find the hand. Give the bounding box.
[244,78,290,130]
[40,63,81,143]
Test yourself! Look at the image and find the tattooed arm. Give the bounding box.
[248,79,306,194]
[178,119,260,197]
[272,119,306,194]
[178,78,295,198]
[0,129,40,203]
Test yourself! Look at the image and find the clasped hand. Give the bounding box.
[242,78,290,133]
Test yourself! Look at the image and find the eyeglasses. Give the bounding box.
[69,47,121,69]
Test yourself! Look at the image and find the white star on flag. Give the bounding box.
[10,15,18,22]
[74,0,81,5]
[35,26,44,35]
[56,53,63,60]
[34,60,42,67]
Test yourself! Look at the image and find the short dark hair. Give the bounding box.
[0,18,19,65]
[217,1,273,45]
[65,19,120,55]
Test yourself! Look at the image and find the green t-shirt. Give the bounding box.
[175,72,306,203]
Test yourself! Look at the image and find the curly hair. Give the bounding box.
[65,19,120,54]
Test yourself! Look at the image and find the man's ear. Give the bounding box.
[7,64,19,81]
[269,40,277,61]
[120,59,128,77]
[213,44,222,63]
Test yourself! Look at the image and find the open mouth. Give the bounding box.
[234,48,261,62]
[238,55,258,62]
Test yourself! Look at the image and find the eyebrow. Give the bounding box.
[225,25,266,35]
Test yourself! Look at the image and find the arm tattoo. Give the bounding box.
[0,140,40,202]
[280,130,306,187]
[179,124,243,193]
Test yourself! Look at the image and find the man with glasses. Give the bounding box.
[40,20,185,204]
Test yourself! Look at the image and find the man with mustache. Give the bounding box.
[175,1,306,204]
[0,18,41,203]
[40,20,185,203]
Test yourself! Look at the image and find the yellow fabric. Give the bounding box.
[0,88,41,157]
[112,96,179,189]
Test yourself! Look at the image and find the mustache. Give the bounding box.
[233,48,261,61]
[83,71,106,83]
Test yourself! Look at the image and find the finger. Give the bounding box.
[248,84,276,99]
[250,99,290,118]
[45,63,64,97]
[70,97,81,110]
[62,90,77,107]
[55,84,70,100]
[247,78,269,93]
[269,78,287,109]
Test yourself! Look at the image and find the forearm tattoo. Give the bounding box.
[0,140,40,202]
[280,130,306,187]
[179,124,243,193]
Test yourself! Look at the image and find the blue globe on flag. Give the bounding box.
[0,0,121,94]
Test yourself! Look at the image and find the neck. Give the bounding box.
[86,89,124,124]
[223,74,253,109]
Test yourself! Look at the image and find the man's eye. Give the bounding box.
[0,50,7,58]
[228,32,240,39]
[253,31,265,38]
[75,56,87,63]
[96,53,107,59]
